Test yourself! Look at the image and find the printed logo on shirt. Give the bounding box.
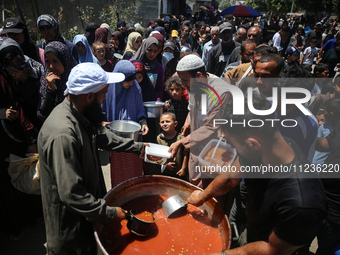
[147,73,158,88]
[218,55,231,63]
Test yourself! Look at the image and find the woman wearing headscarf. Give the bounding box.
[150,32,165,63]
[85,22,99,46]
[123,32,142,60]
[36,14,78,61]
[0,37,43,126]
[102,60,148,186]
[189,28,202,56]
[111,31,126,55]
[117,20,127,36]
[37,41,77,121]
[95,28,115,64]
[0,37,42,239]
[132,37,165,100]
[117,20,127,41]
[73,35,99,64]
[1,17,42,63]
[131,60,156,102]
[102,60,147,129]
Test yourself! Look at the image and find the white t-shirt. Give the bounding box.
[272,32,281,47]
[302,46,318,66]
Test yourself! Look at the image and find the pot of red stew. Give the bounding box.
[94,175,231,255]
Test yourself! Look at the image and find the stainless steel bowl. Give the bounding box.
[109,120,141,142]
[144,101,165,118]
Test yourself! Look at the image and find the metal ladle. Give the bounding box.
[162,195,188,218]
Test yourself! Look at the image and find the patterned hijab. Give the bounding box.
[37,14,63,43]
[131,60,156,102]
[73,35,99,64]
[38,41,77,120]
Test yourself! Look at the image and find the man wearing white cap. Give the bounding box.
[38,63,147,255]
[169,54,233,190]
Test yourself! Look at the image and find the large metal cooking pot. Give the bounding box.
[144,101,165,118]
[108,120,141,142]
[94,175,231,255]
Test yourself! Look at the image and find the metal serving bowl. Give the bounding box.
[144,101,165,118]
[108,120,141,142]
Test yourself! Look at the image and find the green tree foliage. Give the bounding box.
[266,0,293,13]
[247,0,340,15]
[245,0,267,13]
[217,0,232,11]
[99,0,142,30]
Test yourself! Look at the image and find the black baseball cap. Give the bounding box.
[1,17,25,34]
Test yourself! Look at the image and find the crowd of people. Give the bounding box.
[0,9,340,255]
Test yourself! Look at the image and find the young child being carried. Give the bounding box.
[157,112,188,181]
[164,76,189,132]
[92,41,114,72]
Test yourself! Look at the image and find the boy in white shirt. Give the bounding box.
[301,39,318,66]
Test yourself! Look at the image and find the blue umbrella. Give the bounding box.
[220,5,261,17]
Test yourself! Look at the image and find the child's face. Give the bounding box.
[122,80,133,89]
[168,84,183,101]
[316,114,325,126]
[93,46,106,60]
[288,54,297,62]
[159,115,177,133]
[310,42,316,48]
[136,73,143,84]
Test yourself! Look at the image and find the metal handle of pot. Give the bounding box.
[126,211,133,220]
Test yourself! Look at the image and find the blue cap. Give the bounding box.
[286,46,300,55]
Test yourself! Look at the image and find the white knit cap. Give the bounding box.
[149,31,161,36]
[64,63,125,96]
[176,54,205,72]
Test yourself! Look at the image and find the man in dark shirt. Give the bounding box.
[207,22,240,77]
[188,93,327,255]
[305,22,323,48]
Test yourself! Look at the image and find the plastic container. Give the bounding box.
[144,143,171,165]
[198,139,237,167]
